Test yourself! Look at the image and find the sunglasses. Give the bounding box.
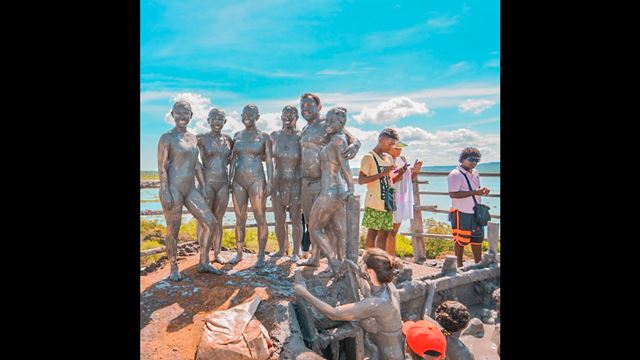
[466,157,480,163]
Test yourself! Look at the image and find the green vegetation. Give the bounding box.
[140,170,159,180]
[140,219,281,266]
[140,217,500,266]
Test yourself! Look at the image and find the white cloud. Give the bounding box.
[140,91,177,105]
[426,15,460,30]
[445,61,471,76]
[348,126,499,167]
[458,99,496,114]
[353,97,429,124]
[484,58,500,68]
[363,13,463,51]
[306,83,500,113]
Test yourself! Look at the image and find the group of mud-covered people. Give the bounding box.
[157,93,498,359]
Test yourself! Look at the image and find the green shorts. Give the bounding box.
[362,207,393,231]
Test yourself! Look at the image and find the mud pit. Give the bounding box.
[140,251,499,359]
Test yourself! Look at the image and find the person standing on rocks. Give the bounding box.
[196,108,233,266]
[270,105,303,261]
[157,100,220,281]
[447,147,490,267]
[384,141,423,258]
[307,107,355,274]
[297,93,361,267]
[228,104,273,268]
[359,128,398,251]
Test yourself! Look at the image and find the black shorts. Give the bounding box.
[449,209,484,247]
[301,213,311,251]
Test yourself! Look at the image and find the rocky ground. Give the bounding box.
[140,250,336,360]
[140,251,497,360]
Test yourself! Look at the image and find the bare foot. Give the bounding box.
[169,266,183,282]
[197,263,224,275]
[255,254,266,268]
[213,254,226,264]
[297,257,319,267]
[227,253,243,265]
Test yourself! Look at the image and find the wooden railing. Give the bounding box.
[400,171,500,263]
[140,171,500,261]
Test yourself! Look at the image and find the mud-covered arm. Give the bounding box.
[337,138,354,194]
[228,135,237,184]
[195,151,206,190]
[294,284,382,321]
[264,133,274,195]
[341,126,361,160]
[157,135,170,189]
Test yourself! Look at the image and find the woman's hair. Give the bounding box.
[362,248,402,283]
[435,300,471,333]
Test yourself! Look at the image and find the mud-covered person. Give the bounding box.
[294,248,404,360]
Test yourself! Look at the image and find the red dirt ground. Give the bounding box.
[140,251,328,360]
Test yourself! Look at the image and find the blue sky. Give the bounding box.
[141,0,500,169]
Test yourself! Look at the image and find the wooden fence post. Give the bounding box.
[410,178,426,264]
[487,222,500,255]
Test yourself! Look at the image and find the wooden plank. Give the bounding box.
[417,171,500,177]
[419,208,500,219]
[487,222,500,253]
[346,195,361,262]
[399,232,501,242]
[141,207,275,216]
[418,191,500,198]
[413,205,438,211]
[141,208,380,215]
[400,233,456,239]
[409,180,426,262]
[141,177,364,188]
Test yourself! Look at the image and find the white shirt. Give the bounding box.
[447,165,482,214]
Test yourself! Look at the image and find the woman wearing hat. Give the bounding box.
[385,141,423,258]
